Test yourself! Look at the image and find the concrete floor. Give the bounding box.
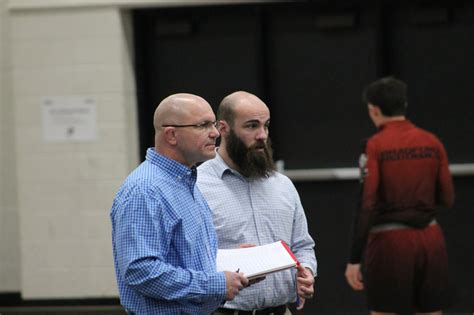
[0,306,127,315]
[0,307,472,315]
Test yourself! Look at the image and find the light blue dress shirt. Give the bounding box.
[197,152,317,311]
[111,148,226,315]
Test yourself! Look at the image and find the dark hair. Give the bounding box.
[363,76,407,116]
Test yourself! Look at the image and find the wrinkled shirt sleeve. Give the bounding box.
[113,187,226,303]
[290,183,317,276]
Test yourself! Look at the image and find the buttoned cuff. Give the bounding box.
[208,272,227,301]
[300,263,316,277]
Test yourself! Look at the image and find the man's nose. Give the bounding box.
[209,125,220,137]
[255,126,268,140]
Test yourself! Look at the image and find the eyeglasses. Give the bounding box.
[161,120,218,130]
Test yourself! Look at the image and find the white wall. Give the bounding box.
[0,0,20,293]
[9,5,139,299]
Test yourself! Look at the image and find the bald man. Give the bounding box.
[111,94,248,315]
[197,91,317,315]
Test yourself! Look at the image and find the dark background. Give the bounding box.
[134,1,474,167]
[136,1,474,313]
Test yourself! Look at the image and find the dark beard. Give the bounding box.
[226,128,276,179]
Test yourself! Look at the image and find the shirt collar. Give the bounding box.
[146,147,197,183]
[379,119,412,130]
[209,150,244,180]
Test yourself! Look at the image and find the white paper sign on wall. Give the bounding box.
[41,96,97,142]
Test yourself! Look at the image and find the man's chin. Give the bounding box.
[203,149,216,160]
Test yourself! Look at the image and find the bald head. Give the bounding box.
[153,93,209,133]
[152,93,218,167]
[218,91,268,125]
[216,91,274,178]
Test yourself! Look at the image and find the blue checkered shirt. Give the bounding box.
[111,148,226,315]
[197,152,317,310]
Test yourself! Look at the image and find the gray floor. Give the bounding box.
[0,307,472,315]
[0,306,127,315]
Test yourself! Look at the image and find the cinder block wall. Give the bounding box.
[9,4,139,299]
[0,0,20,294]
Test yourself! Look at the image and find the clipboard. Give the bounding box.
[216,240,299,279]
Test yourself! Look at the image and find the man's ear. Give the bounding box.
[368,103,381,117]
[218,120,230,135]
[163,127,178,145]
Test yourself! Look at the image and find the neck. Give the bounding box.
[155,145,193,168]
[376,115,406,128]
[217,141,238,171]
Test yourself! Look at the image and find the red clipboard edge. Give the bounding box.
[280,240,300,266]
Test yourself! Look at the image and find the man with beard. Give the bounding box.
[111,93,249,315]
[197,91,317,315]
